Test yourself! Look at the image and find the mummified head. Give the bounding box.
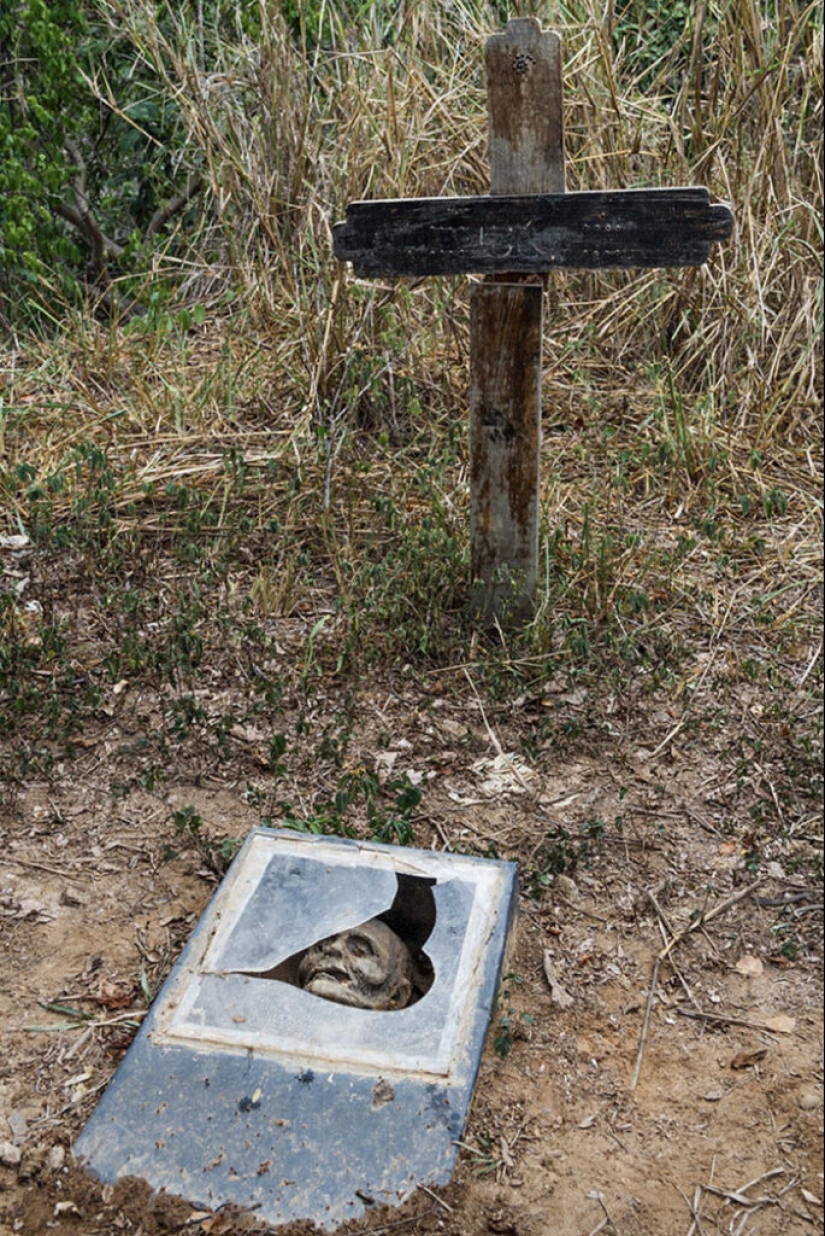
[297,919,413,1011]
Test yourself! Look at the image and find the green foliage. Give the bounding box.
[0,1,201,327]
[0,0,89,314]
[612,0,695,84]
[524,818,609,897]
[493,972,531,1059]
[341,448,470,662]
[279,766,423,844]
[164,804,241,872]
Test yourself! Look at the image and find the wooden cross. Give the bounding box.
[333,18,733,624]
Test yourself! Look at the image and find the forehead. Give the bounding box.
[322,921,399,945]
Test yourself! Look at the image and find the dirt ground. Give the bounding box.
[1,645,822,1236]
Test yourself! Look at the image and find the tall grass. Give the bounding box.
[89,0,822,431]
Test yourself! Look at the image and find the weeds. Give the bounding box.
[493,972,533,1059]
[163,804,241,874]
[524,818,611,897]
[276,767,423,845]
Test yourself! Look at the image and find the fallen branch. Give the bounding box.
[675,1008,787,1034]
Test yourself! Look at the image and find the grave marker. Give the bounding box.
[333,17,733,621]
[75,830,517,1230]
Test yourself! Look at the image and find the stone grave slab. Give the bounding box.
[74,828,518,1230]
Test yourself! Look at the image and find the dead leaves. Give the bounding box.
[470,752,535,797]
[542,951,573,1009]
[730,1047,768,1070]
[90,978,135,1011]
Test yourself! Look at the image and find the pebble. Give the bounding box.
[554,874,580,900]
[6,1111,27,1142]
[797,1087,823,1111]
[47,1144,66,1172]
[0,1142,22,1168]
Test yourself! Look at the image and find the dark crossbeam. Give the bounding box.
[333,187,734,278]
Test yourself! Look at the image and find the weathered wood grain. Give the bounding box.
[485,20,565,195]
[469,282,543,620]
[469,18,556,622]
[332,187,734,278]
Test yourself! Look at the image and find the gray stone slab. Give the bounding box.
[74,829,518,1230]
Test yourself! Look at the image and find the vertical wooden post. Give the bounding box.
[470,18,565,623]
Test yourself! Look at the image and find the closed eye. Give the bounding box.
[347,935,375,958]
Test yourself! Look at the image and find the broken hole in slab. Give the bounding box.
[235,874,436,1011]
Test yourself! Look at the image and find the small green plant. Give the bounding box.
[493,973,532,1058]
[524,818,609,897]
[367,775,423,845]
[163,805,239,874]
[280,767,423,844]
[456,1132,506,1177]
[779,937,799,962]
[494,1013,515,1058]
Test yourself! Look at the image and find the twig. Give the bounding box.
[596,1192,619,1234]
[683,1164,786,1236]
[429,816,454,852]
[25,1008,146,1033]
[419,1185,452,1212]
[659,881,761,961]
[702,1182,773,1206]
[90,1010,148,1028]
[681,1182,707,1236]
[650,717,686,759]
[585,1220,609,1236]
[798,638,822,687]
[630,955,662,1090]
[1,856,89,881]
[649,889,700,1008]
[301,1210,431,1236]
[462,667,533,794]
[578,904,611,923]
[675,1008,785,1034]
[631,882,761,1089]
[737,1167,785,1194]
[683,804,723,837]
